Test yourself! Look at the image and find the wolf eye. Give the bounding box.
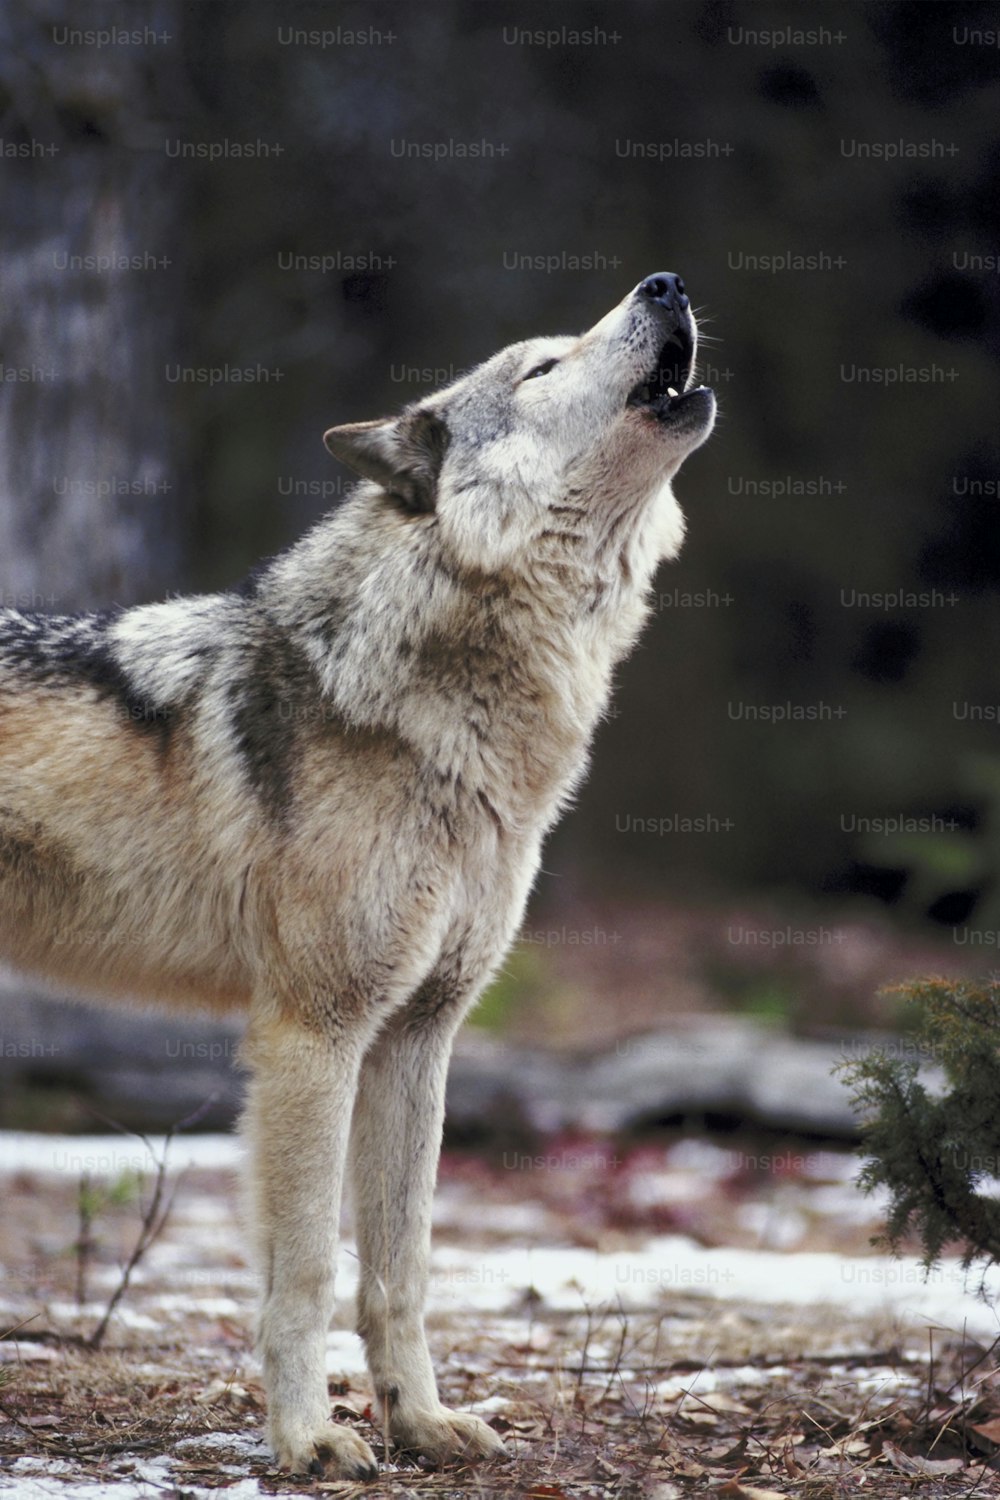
[522,358,559,381]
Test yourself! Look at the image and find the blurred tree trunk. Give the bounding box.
[0,1,189,612]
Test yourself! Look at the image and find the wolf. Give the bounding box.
[0,274,715,1477]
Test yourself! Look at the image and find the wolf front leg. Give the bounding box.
[349,1001,507,1468]
[241,1017,378,1479]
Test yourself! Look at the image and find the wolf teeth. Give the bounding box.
[667,386,679,398]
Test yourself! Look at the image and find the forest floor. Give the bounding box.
[2,1131,1000,1499]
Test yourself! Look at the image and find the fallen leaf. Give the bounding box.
[676,1389,747,1419]
[708,1436,748,1466]
[782,1442,806,1477]
[680,1411,720,1429]
[817,1438,868,1458]
[716,1484,787,1500]
[882,1440,964,1476]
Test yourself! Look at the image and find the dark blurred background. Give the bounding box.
[2,0,999,1078]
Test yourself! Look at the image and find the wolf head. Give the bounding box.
[324,274,715,576]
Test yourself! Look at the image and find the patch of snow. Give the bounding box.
[182,1485,266,1500]
[433,1194,550,1235]
[418,1238,1000,1339]
[175,1431,266,1456]
[0,1342,60,1363]
[806,1182,890,1222]
[735,1201,810,1248]
[0,1132,242,1177]
[5,1453,178,1498]
[654,1364,792,1401]
[324,1327,368,1378]
[846,1368,922,1396]
[628,1170,710,1208]
[171,1194,238,1224]
[142,1264,254,1292]
[467,1393,512,1413]
[802,1150,865,1184]
[145,1293,243,1317]
[664,1139,738,1179]
[44,1301,110,1323]
[4,1452,273,1498]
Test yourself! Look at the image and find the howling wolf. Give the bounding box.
[0,274,715,1477]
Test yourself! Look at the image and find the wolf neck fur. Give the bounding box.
[260,483,667,823]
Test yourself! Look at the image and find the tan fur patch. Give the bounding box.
[0,689,251,1012]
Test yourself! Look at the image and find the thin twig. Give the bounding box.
[84,1103,215,1349]
[74,1171,94,1310]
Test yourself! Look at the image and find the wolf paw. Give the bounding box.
[271,1419,378,1479]
[391,1405,507,1466]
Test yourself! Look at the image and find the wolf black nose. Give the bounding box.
[637,272,689,314]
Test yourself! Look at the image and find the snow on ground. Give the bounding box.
[426,1238,1000,1336]
[2,1130,998,1495]
[0,1132,243,1177]
[2,1130,996,1336]
[4,1462,268,1499]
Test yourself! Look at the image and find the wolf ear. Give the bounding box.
[323,411,448,514]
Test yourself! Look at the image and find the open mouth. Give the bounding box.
[626,323,700,418]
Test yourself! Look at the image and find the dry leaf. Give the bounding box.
[716,1483,787,1500]
[882,1440,964,1476]
[709,1435,748,1466]
[696,1391,752,1415]
[818,1438,868,1458]
[680,1411,720,1429]
[782,1442,806,1476]
[331,1389,370,1411]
